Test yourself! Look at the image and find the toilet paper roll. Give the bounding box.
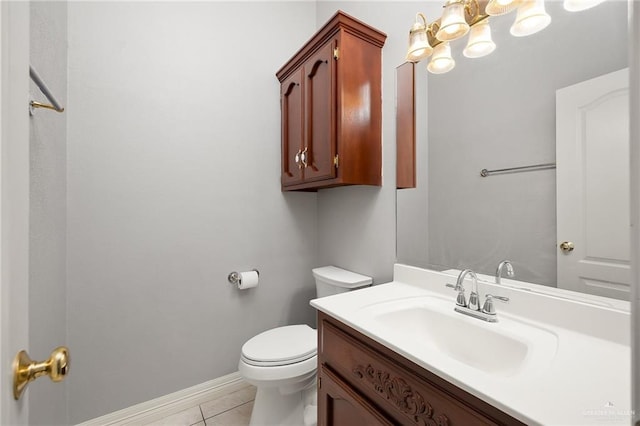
[237,270,259,290]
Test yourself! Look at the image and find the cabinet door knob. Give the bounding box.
[300,148,308,168]
[295,150,302,169]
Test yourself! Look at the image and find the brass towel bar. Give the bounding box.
[29,65,65,113]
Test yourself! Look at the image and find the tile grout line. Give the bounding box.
[201,400,255,422]
[198,404,206,425]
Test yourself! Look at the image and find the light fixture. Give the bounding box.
[463,18,496,58]
[406,13,433,62]
[436,0,470,41]
[563,0,605,12]
[486,0,522,16]
[407,0,606,74]
[427,42,455,74]
[510,0,551,37]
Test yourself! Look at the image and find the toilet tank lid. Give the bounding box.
[312,266,373,288]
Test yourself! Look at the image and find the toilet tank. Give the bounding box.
[312,266,373,298]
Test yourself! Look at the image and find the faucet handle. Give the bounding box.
[482,295,496,315]
[446,283,467,307]
[482,294,510,315]
[488,294,510,303]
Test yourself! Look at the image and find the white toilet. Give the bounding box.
[238,266,372,426]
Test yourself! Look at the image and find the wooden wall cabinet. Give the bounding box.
[276,11,386,191]
[396,62,416,189]
[317,312,527,426]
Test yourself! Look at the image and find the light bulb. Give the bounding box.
[463,19,496,58]
[486,0,522,16]
[406,13,433,62]
[510,0,551,37]
[427,43,455,74]
[436,0,470,42]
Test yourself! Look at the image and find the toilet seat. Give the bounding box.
[241,325,317,367]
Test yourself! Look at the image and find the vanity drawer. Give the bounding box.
[318,312,525,426]
[318,364,395,426]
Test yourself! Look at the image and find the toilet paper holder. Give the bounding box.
[228,269,259,286]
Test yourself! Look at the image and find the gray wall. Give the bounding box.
[398,1,628,285]
[315,2,429,284]
[66,2,317,422]
[29,2,68,425]
[31,2,427,422]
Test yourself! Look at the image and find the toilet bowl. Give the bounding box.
[238,266,372,426]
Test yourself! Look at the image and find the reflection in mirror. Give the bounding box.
[396,0,630,301]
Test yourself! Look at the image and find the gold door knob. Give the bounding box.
[559,241,575,253]
[13,346,70,400]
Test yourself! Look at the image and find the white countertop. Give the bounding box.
[311,264,631,426]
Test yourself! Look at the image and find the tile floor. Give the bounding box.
[145,385,256,426]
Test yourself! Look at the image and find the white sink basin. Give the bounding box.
[358,296,558,378]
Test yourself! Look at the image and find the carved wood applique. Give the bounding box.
[353,364,449,426]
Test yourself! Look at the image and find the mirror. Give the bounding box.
[396,0,630,301]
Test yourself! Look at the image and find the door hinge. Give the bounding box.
[318,377,322,389]
[333,47,339,60]
[333,155,339,168]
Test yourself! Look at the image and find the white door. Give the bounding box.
[556,68,630,300]
[1,1,31,424]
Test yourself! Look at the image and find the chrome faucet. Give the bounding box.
[455,269,480,310]
[446,268,509,323]
[495,260,515,285]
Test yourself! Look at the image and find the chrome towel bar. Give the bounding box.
[480,162,556,177]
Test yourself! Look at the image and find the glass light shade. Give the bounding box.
[436,1,470,42]
[486,0,522,16]
[563,0,605,11]
[406,23,433,62]
[427,42,455,74]
[463,19,496,58]
[510,0,551,37]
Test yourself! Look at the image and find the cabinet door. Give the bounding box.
[303,41,336,183]
[280,68,304,186]
[319,366,394,426]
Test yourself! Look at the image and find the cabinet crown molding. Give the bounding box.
[276,10,387,82]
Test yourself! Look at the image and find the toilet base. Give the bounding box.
[249,380,317,426]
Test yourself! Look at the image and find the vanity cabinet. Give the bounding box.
[317,311,526,426]
[276,11,386,191]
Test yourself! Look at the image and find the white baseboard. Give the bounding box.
[77,372,248,426]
